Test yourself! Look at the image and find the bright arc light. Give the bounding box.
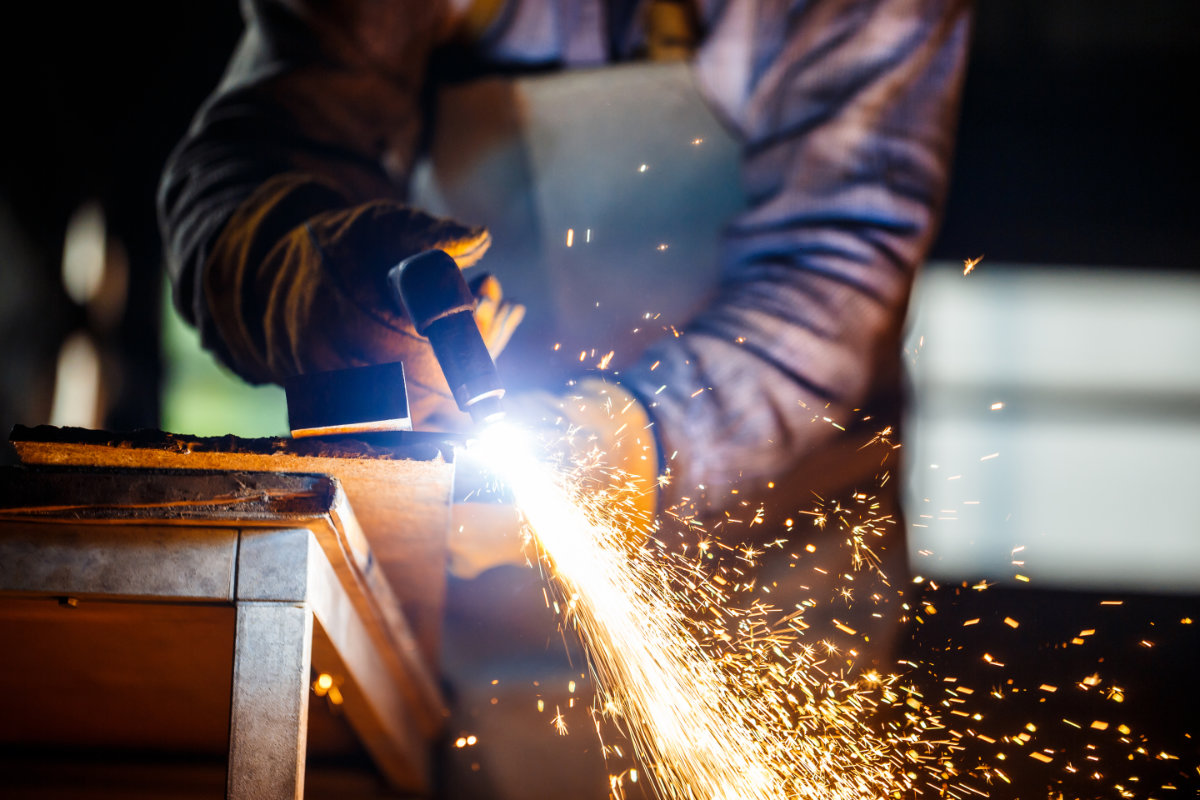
[474,422,776,799]
[470,421,905,800]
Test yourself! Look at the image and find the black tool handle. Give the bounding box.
[390,249,475,335]
[389,250,506,424]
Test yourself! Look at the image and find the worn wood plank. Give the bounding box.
[0,465,443,737]
[10,426,455,669]
[0,597,236,754]
[0,460,446,793]
[0,465,336,522]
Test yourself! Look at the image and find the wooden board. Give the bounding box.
[0,462,448,796]
[9,425,456,668]
[0,596,236,754]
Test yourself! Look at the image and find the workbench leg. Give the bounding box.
[227,602,313,800]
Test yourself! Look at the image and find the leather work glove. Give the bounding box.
[202,174,523,428]
[469,272,524,360]
[448,379,660,578]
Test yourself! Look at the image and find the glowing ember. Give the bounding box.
[465,404,1197,798]
[471,421,924,799]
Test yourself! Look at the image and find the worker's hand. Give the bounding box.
[299,199,526,427]
[204,176,523,427]
[448,379,660,578]
[468,272,525,360]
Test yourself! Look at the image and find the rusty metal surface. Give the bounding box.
[227,602,313,800]
[0,464,338,521]
[237,528,315,603]
[8,424,458,463]
[9,426,456,668]
[0,461,447,797]
[0,521,237,601]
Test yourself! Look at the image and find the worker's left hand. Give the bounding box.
[468,272,525,360]
[448,379,660,578]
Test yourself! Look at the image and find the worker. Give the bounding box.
[160,1,970,796]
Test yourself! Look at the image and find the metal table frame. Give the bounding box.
[0,466,443,799]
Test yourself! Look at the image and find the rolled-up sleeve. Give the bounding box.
[622,0,971,507]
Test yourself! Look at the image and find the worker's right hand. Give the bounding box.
[202,174,522,427]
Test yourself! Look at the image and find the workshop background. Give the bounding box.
[2,1,1198,796]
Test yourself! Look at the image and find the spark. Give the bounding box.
[465,410,1192,798]
[553,705,569,735]
[963,254,983,275]
[471,422,923,800]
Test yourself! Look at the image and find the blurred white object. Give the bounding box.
[50,202,113,430]
[411,62,745,390]
[61,202,106,306]
[904,264,1200,592]
[48,331,102,428]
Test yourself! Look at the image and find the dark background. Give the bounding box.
[2,2,1197,436]
[0,3,1196,797]
[4,1,1195,438]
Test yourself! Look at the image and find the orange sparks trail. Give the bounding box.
[472,422,929,800]
[470,411,1197,799]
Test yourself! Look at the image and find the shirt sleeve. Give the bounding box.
[157,0,461,384]
[621,0,972,509]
